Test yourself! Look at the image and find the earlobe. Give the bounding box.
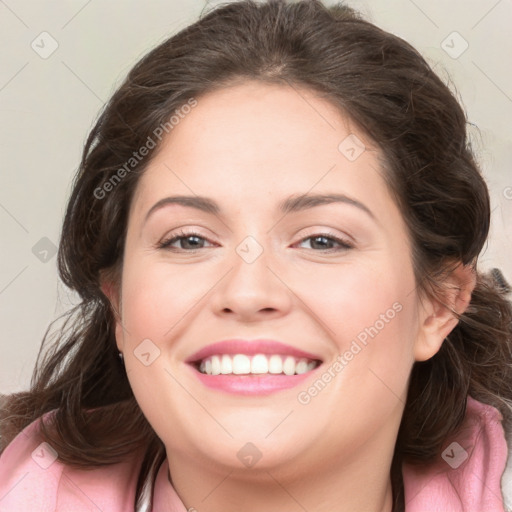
[414,263,477,362]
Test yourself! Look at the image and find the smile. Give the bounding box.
[198,354,319,376]
[186,339,324,395]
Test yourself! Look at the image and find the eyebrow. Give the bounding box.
[143,193,376,224]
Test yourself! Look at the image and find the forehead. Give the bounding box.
[130,80,393,221]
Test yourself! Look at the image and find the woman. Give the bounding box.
[1,1,511,511]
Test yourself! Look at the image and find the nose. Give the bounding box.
[210,237,293,323]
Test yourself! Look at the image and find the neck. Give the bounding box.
[166,444,396,512]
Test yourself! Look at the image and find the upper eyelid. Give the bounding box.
[159,223,355,239]
[160,228,351,241]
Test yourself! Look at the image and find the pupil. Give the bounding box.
[312,236,330,249]
[184,236,201,249]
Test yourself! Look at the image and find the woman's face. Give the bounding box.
[110,81,444,476]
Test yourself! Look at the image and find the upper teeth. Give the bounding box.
[198,354,318,376]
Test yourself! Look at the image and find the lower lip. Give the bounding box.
[189,366,321,395]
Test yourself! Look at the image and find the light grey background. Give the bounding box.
[1,0,511,394]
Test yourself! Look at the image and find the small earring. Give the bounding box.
[118,351,124,362]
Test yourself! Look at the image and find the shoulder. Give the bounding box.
[403,395,512,512]
[502,412,512,512]
[0,411,62,511]
[468,397,512,512]
[0,411,142,511]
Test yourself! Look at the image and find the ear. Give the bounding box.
[99,270,125,353]
[414,262,477,362]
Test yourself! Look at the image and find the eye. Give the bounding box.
[295,232,353,252]
[157,230,354,253]
[157,230,215,251]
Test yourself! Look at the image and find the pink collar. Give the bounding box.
[402,395,508,511]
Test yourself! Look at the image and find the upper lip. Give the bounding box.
[185,339,323,364]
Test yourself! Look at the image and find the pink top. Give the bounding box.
[0,395,509,511]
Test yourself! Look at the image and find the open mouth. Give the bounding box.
[185,339,324,395]
[195,354,321,376]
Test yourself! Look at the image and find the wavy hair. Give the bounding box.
[1,1,511,510]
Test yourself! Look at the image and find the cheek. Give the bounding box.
[299,288,417,440]
[120,257,200,340]
[307,255,418,394]
[296,259,408,345]
[118,256,195,438]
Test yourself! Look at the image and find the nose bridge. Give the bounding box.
[211,231,291,318]
[230,233,274,292]
[235,234,266,266]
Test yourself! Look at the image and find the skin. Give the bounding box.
[103,80,476,512]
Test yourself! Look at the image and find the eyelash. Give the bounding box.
[157,229,354,253]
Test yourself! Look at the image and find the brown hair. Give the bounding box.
[2,1,511,510]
